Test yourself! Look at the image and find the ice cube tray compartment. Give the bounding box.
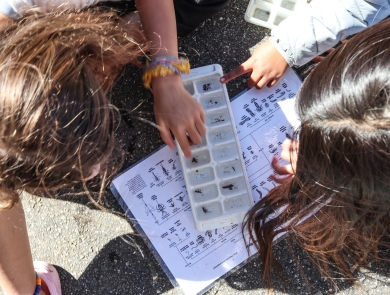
[188,166,215,186]
[205,108,230,127]
[195,201,223,220]
[183,81,195,95]
[195,75,221,93]
[220,177,247,196]
[280,0,300,11]
[224,194,252,213]
[245,0,306,30]
[192,184,219,203]
[185,149,211,169]
[207,126,234,145]
[190,136,208,150]
[200,92,226,110]
[177,64,254,231]
[211,143,238,162]
[216,160,242,178]
[253,5,271,22]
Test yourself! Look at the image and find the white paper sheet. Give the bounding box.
[111,68,302,295]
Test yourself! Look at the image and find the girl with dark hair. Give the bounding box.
[0,8,148,295]
[244,18,390,289]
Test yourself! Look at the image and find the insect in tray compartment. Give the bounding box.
[222,184,235,190]
[203,83,211,91]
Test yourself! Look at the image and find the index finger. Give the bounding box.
[220,62,252,84]
[175,129,192,158]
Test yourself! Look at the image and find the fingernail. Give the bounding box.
[220,77,226,83]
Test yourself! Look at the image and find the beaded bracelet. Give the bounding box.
[142,55,190,88]
[33,272,42,295]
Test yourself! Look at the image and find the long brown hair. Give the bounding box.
[244,19,390,287]
[0,8,148,209]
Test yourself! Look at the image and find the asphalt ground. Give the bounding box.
[7,1,390,294]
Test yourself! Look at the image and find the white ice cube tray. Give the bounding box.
[177,64,254,232]
[245,0,306,30]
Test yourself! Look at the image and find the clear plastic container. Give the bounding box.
[176,65,254,231]
[245,0,306,30]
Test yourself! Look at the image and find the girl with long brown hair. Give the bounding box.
[0,8,147,295]
[244,18,390,290]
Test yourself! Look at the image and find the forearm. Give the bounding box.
[135,0,178,57]
[0,202,36,295]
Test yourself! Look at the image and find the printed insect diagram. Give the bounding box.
[110,66,302,295]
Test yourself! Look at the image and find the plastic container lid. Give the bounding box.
[245,0,306,30]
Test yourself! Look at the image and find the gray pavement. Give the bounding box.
[12,1,390,294]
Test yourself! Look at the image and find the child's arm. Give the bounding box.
[136,0,206,158]
[221,0,390,88]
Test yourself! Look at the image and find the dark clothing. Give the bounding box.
[174,0,230,36]
[98,0,230,37]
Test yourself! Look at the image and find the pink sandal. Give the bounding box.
[33,261,62,295]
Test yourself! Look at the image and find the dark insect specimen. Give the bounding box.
[192,157,198,163]
[172,160,177,170]
[203,83,211,91]
[232,167,235,171]
[213,115,225,123]
[205,230,212,238]
[169,203,175,207]
[285,133,292,139]
[222,184,235,190]
[195,189,202,194]
[202,206,209,213]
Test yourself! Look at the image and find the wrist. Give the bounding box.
[142,56,189,88]
[268,37,292,67]
[152,74,183,93]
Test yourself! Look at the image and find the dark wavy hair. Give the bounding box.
[0,8,148,209]
[244,18,390,287]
